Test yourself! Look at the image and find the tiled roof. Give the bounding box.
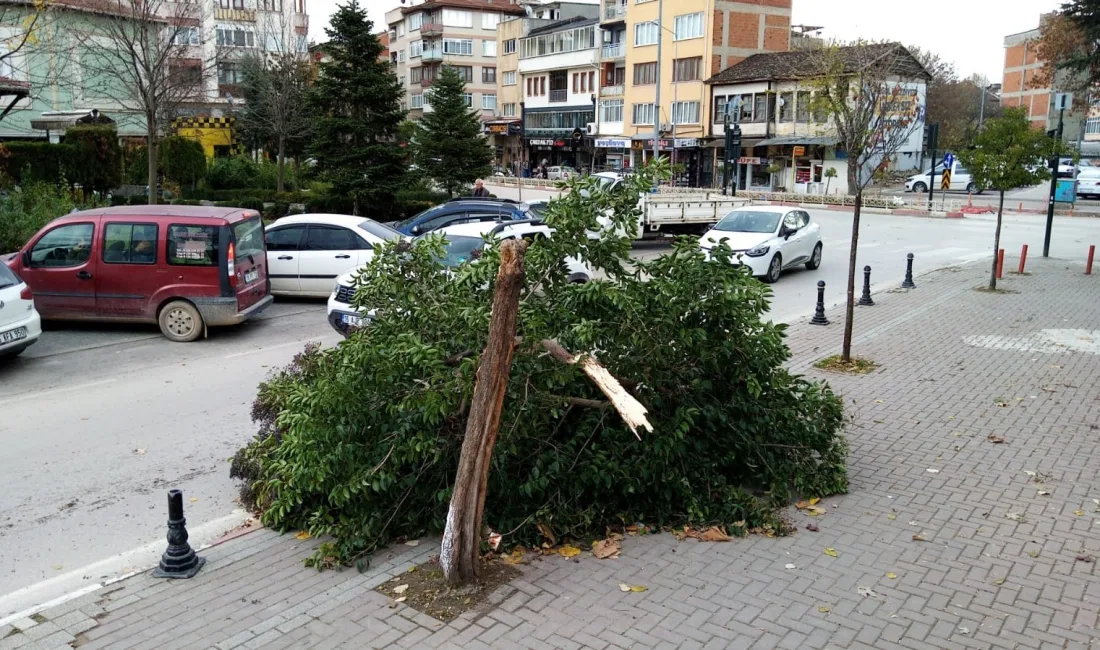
[401,0,525,16]
[705,43,930,85]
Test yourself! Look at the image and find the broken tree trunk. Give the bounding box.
[441,238,527,587]
[540,339,653,439]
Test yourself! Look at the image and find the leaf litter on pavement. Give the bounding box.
[374,558,520,622]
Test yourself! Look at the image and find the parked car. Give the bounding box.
[1076,168,1100,199]
[905,159,982,194]
[327,219,592,335]
[4,206,272,342]
[699,206,822,283]
[264,214,405,298]
[388,198,533,236]
[0,263,41,358]
[547,166,576,180]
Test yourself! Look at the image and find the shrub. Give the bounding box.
[160,137,207,188]
[205,155,299,191]
[304,193,354,214]
[2,143,74,185]
[64,126,123,193]
[263,201,290,220]
[0,182,79,252]
[124,145,149,185]
[172,199,202,206]
[232,162,848,567]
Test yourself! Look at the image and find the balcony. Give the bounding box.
[549,89,568,103]
[214,7,255,22]
[601,42,624,60]
[420,77,435,88]
[599,85,623,97]
[421,22,444,37]
[422,49,443,62]
[601,2,626,23]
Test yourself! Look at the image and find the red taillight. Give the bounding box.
[20,285,32,300]
[227,241,238,287]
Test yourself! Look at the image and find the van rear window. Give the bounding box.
[168,225,219,266]
[232,217,265,259]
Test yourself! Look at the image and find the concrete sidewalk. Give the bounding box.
[3,258,1098,650]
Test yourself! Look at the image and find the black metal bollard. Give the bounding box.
[858,265,874,306]
[901,253,916,289]
[810,280,829,325]
[153,490,205,579]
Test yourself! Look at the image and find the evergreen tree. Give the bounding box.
[414,66,492,197]
[308,0,405,215]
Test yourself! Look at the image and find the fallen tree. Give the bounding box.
[231,160,848,568]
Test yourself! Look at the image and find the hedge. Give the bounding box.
[181,187,309,203]
[64,126,123,193]
[2,142,75,185]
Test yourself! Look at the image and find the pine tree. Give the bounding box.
[414,66,493,197]
[308,0,406,215]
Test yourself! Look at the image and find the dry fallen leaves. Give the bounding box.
[886,513,897,521]
[680,526,731,542]
[785,563,797,570]
[592,539,621,560]
[886,572,897,580]
[405,539,421,547]
[856,586,877,597]
[1076,555,1094,563]
[1027,550,1040,558]
[502,547,526,565]
[926,468,940,474]
[133,448,146,456]
[393,596,407,604]
[987,435,1006,444]
[795,498,821,510]
[817,605,831,613]
[824,548,839,558]
[393,584,409,595]
[805,523,819,532]
[1074,509,1085,517]
[1037,490,1051,496]
[558,545,581,558]
[294,531,312,540]
[993,577,1006,586]
[912,534,928,542]
[1006,512,1026,522]
[618,583,647,592]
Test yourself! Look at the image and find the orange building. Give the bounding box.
[1001,24,1047,129]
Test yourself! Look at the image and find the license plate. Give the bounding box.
[342,314,364,328]
[244,269,259,284]
[0,326,27,344]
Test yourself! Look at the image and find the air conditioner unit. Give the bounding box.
[660,123,672,133]
[585,122,597,135]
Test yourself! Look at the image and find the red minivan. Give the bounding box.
[4,206,272,342]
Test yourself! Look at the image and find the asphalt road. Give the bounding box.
[2,200,1100,618]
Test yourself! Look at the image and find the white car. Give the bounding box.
[264,214,405,298]
[547,166,576,181]
[327,220,592,335]
[699,206,822,283]
[0,263,42,358]
[1077,168,1100,199]
[905,160,981,194]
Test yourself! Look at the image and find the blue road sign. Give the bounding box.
[943,152,955,168]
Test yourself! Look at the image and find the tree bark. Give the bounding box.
[841,189,862,362]
[146,116,158,206]
[441,238,527,587]
[277,134,286,194]
[540,340,652,438]
[990,190,1004,290]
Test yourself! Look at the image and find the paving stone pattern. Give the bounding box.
[3,258,1098,650]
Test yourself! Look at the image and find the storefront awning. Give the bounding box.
[703,138,765,148]
[756,135,840,147]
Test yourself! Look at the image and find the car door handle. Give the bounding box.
[278,255,294,260]
[76,271,93,280]
[334,254,351,259]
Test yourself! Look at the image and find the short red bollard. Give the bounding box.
[1088,245,1095,275]
[1018,245,1028,274]
[997,249,1005,279]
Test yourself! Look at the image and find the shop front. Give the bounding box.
[630,135,706,186]
[755,136,843,195]
[594,137,632,173]
[483,120,523,173]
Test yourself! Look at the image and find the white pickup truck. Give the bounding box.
[591,172,749,239]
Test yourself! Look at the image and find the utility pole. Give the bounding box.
[652,0,662,179]
[1044,102,1067,257]
[926,122,938,210]
[978,77,987,130]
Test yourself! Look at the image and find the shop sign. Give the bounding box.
[737,157,766,165]
[528,138,561,146]
[632,139,673,150]
[792,146,806,157]
[595,138,631,149]
[486,124,511,134]
[674,138,699,148]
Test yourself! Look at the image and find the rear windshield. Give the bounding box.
[0,263,20,289]
[232,216,265,259]
[168,225,219,266]
[396,205,444,229]
[358,219,403,242]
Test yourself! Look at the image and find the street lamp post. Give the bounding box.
[652,0,662,177]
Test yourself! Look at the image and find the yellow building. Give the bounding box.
[611,0,791,186]
[172,116,239,160]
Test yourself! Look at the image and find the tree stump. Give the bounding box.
[441,238,526,586]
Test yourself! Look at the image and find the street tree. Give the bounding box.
[956,108,1062,291]
[413,65,492,197]
[308,0,405,216]
[0,1,50,125]
[1033,2,1100,93]
[797,42,929,364]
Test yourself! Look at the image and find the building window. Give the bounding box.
[632,103,655,125]
[442,9,473,27]
[462,93,473,107]
[503,39,516,54]
[503,70,516,85]
[449,65,473,82]
[634,22,657,46]
[397,49,406,62]
[600,99,623,122]
[754,94,768,122]
[796,90,811,123]
[572,72,579,93]
[673,12,704,40]
[526,77,532,96]
[294,0,304,10]
[173,27,200,46]
[216,26,255,48]
[779,91,793,122]
[483,94,497,110]
[169,62,202,88]
[671,57,700,82]
[443,39,473,55]
[261,0,282,10]
[482,13,501,30]
[633,62,656,85]
[714,96,728,122]
[1088,116,1100,135]
[503,102,517,117]
[410,66,423,83]
[217,61,241,85]
[520,25,595,58]
[523,109,594,130]
[589,70,594,92]
[483,66,496,83]
[411,93,424,109]
[408,12,423,31]
[482,40,497,56]
[671,101,699,124]
[232,0,244,8]
[410,40,423,57]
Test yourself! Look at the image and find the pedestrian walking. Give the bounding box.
[472,179,490,198]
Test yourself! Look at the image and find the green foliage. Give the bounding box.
[957,108,1063,193]
[233,160,848,567]
[412,66,493,197]
[237,53,314,192]
[171,199,202,206]
[303,193,355,214]
[123,146,148,185]
[204,155,299,191]
[159,137,207,188]
[2,143,74,185]
[0,182,107,252]
[308,0,406,215]
[63,126,123,193]
[264,201,291,220]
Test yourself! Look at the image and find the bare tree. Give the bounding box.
[797,42,929,363]
[0,0,54,123]
[67,0,214,203]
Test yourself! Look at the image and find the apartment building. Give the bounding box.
[386,0,524,122]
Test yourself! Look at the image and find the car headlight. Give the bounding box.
[745,244,770,257]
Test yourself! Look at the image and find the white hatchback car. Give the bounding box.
[547,166,576,181]
[699,206,822,283]
[264,214,406,298]
[0,263,42,358]
[327,220,592,335]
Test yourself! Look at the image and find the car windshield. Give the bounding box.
[395,205,445,229]
[358,219,403,241]
[232,216,265,259]
[435,235,485,268]
[713,210,782,234]
[526,202,548,219]
[0,263,19,289]
[594,175,617,191]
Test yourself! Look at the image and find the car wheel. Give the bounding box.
[762,253,782,283]
[158,300,204,343]
[912,181,927,193]
[806,243,823,270]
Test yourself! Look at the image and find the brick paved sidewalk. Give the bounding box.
[3,258,1098,650]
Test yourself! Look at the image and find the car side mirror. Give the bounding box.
[410,225,421,235]
[22,250,30,268]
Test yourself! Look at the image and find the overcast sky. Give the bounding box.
[312,0,1061,83]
